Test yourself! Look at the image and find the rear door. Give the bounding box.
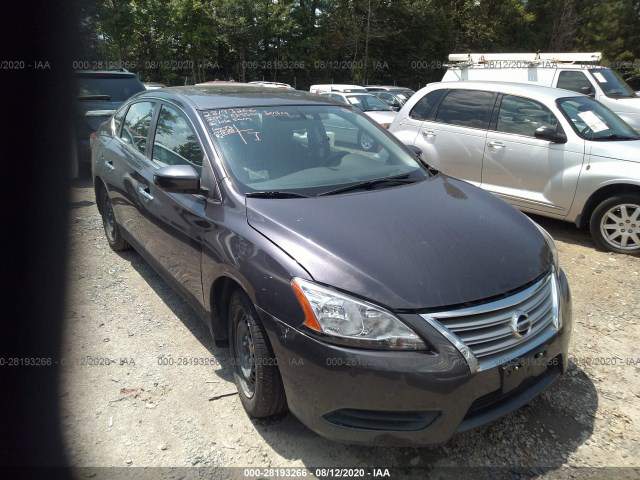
[419,89,496,185]
[481,93,585,217]
[133,102,210,306]
[105,100,157,244]
[389,88,447,163]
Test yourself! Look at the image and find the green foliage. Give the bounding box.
[80,0,640,90]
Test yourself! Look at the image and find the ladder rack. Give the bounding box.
[447,52,602,67]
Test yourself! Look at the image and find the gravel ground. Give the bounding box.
[61,179,640,479]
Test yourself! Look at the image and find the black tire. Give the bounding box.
[228,290,286,417]
[99,187,130,251]
[357,130,377,152]
[589,194,640,255]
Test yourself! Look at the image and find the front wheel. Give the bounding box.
[589,195,640,254]
[228,290,286,417]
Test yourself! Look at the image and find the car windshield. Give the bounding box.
[345,95,393,111]
[557,96,640,141]
[202,105,427,196]
[588,68,637,98]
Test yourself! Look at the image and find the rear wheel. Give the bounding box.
[100,188,130,251]
[228,290,286,417]
[589,194,640,254]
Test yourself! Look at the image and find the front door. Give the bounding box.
[481,94,585,218]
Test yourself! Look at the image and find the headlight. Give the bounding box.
[533,222,559,269]
[291,278,427,350]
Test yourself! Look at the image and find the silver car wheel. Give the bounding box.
[599,203,640,251]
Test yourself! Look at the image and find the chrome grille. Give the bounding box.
[420,271,560,372]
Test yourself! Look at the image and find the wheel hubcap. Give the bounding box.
[104,198,116,242]
[361,133,374,150]
[235,313,255,397]
[600,203,640,251]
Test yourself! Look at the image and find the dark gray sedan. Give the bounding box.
[92,84,572,446]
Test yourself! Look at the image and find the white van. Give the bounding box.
[309,84,367,94]
[442,52,640,131]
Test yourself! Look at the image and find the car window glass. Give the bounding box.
[557,96,640,141]
[588,68,636,98]
[76,76,144,102]
[113,106,127,135]
[152,105,203,170]
[409,89,446,121]
[496,95,558,137]
[201,105,427,196]
[557,71,593,95]
[120,101,155,155]
[435,90,494,128]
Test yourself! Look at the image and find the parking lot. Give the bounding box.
[61,178,640,478]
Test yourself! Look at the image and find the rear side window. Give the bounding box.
[120,101,155,155]
[409,89,445,120]
[152,105,203,169]
[435,90,494,128]
[496,95,558,137]
[557,71,593,95]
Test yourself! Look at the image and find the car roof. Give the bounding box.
[74,70,139,78]
[432,80,586,101]
[365,86,412,91]
[134,84,342,109]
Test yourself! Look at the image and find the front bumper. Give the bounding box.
[258,270,572,446]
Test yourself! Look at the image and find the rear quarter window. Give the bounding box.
[409,89,446,121]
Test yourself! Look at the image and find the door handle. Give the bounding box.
[421,130,435,137]
[488,140,505,148]
[104,160,115,171]
[138,186,154,202]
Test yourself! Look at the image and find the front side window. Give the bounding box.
[201,105,428,196]
[557,96,640,141]
[434,90,494,128]
[120,101,155,155]
[152,105,203,170]
[557,71,594,96]
[496,95,559,137]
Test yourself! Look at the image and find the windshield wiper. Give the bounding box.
[318,174,417,196]
[594,133,640,141]
[246,191,310,199]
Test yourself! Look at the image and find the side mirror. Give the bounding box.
[154,164,201,193]
[580,86,595,97]
[534,126,567,144]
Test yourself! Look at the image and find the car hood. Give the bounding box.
[607,95,640,113]
[246,175,551,310]
[364,110,397,125]
[589,139,640,162]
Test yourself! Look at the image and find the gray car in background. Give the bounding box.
[365,86,415,111]
[390,81,640,255]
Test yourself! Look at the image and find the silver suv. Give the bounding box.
[390,81,640,255]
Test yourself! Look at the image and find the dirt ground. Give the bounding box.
[60,178,640,479]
